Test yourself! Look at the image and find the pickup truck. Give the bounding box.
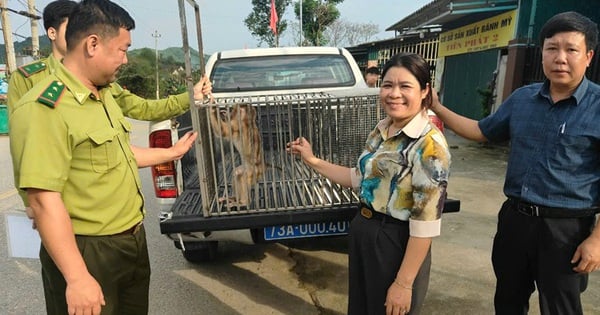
[149,46,460,262]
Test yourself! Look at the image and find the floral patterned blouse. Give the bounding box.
[350,112,451,237]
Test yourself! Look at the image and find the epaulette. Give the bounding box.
[37,81,66,108]
[16,60,47,78]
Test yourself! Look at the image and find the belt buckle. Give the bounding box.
[522,203,539,216]
[360,207,373,219]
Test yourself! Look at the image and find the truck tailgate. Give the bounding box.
[159,189,460,234]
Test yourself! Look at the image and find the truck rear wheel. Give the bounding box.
[174,241,218,263]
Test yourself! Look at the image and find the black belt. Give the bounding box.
[360,206,406,225]
[507,198,598,218]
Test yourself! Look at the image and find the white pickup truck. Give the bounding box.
[149,46,459,262]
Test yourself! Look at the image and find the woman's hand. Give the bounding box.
[287,136,353,187]
[385,281,413,315]
[286,137,318,166]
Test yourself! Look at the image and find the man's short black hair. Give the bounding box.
[65,0,135,51]
[540,11,598,51]
[43,0,77,31]
[366,66,379,75]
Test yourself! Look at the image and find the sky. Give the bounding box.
[3,0,433,55]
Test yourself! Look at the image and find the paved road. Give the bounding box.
[1,120,599,314]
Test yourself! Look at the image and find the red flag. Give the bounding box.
[269,0,278,35]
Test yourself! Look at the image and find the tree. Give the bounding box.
[117,48,188,99]
[294,0,343,46]
[325,19,379,47]
[245,0,291,47]
[117,48,155,98]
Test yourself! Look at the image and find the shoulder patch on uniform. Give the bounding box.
[17,60,47,78]
[37,81,66,108]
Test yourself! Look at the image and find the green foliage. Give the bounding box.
[137,48,156,62]
[245,0,291,47]
[294,0,344,46]
[116,47,206,99]
[165,69,202,96]
[117,48,155,98]
[117,73,153,97]
[160,47,203,68]
[477,87,494,118]
[477,71,498,118]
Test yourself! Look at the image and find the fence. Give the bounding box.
[375,36,440,84]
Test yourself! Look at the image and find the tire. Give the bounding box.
[175,241,218,263]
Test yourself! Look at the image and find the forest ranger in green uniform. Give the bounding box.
[9,0,206,314]
[8,0,211,214]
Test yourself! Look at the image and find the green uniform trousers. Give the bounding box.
[39,224,150,315]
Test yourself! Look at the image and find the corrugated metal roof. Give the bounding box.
[386,0,518,33]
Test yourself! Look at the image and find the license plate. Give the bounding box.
[264,221,350,241]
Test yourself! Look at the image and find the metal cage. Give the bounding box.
[192,92,382,217]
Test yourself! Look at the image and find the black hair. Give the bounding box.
[43,0,77,31]
[539,11,598,51]
[65,0,135,50]
[381,53,432,109]
[365,66,379,75]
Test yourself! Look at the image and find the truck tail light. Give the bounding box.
[149,130,178,198]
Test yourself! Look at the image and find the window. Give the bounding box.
[211,54,356,92]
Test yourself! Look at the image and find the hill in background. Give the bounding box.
[0,35,208,67]
[128,46,207,68]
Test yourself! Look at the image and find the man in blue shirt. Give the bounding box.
[432,11,599,315]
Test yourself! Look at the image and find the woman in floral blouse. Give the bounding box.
[287,52,451,315]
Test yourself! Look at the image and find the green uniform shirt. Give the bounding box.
[7,54,191,119]
[10,61,144,235]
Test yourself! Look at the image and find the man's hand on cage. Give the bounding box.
[193,75,213,103]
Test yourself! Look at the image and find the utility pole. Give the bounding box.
[0,0,17,73]
[27,0,38,58]
[152,30,161,99]
[299,0,303,46]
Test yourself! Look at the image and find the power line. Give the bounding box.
[0,27,27,39]
[14,19,29,33]
[0,6,41,19]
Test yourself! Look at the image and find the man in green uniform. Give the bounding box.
[9,0,204,314]
[7,0,210,119]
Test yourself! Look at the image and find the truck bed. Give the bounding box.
[160,190,460,234]
[160,190,360,234]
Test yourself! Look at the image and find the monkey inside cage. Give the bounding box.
[194,91,381,217]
